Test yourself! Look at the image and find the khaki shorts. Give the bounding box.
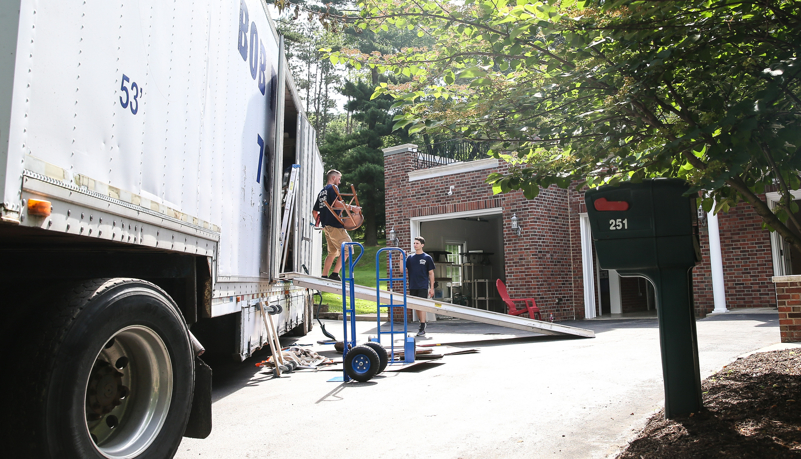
[324,226,351,257]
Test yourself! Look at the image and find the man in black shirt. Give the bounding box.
[405,237,435,337]
[312,170,360,281]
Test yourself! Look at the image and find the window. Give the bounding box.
[445,242,464,284]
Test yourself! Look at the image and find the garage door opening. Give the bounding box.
[410,209,506,313]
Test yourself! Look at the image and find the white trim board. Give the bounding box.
[409,207,503,224]
[409,207,504,241]
[383,143,418,156]
[766,190,801,202]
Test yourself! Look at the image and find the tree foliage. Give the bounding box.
[321,76,413,245]
[277,16,345,139]
[328,0,801,250]
[312,22,426,245]
[278,3,430,244]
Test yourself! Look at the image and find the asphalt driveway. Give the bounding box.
[175,309,785,459]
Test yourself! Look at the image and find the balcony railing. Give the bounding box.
[416,140,492,170]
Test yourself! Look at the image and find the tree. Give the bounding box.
[276,17,344,139]
[278,3,435,245]
[321,76,413,245]
[329,0,801,251]
[315,23,427,245]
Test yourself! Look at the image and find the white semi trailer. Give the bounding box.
[0,1,323,457]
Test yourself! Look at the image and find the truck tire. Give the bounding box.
[14,278,194,459]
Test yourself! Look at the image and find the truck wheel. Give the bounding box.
[344,345,379,382]
[363,341,389,374]
[20,279,194,459]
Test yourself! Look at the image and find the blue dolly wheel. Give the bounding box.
[363,341,389,374]
[344,345,380,382]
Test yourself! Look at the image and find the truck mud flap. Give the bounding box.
[184,357,213,439]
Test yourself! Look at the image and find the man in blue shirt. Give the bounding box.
[405,237,435,337]
[312,170,360,281]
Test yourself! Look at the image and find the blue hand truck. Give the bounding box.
[375,248,415,364]
[330,242,390,383]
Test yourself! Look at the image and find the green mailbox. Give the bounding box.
[585,179,703,419]
[587,179,701,271]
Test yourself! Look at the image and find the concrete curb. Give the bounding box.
[739,342,801,358]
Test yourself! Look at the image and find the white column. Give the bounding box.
[609,269,622,314]
[707,210,728,314]
[579,214,597,319]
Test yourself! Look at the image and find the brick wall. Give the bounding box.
[692,225,714,317]
[692,201,776,314]
[384,146,586,321]
[503,186,579,320]
[718,204,776,308]
[774,276,801,342]
[384,148,413,247]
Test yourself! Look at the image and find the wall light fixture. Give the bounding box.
[388,226,400,246]
[510,213,522,236]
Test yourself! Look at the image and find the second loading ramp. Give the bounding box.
[283,273,595,339]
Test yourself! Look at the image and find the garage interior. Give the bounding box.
[417,213,506,313]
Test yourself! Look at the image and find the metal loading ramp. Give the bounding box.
[283,273,595,339]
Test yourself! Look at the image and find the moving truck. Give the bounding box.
[0,0,323,457]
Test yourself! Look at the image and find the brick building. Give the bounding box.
[384,143,784,322]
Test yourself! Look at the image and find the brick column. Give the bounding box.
[383,144,417,323]
[382,143,416,249]
[773,275,801,343]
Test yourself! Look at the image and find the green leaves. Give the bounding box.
[521,182,540,199]
[344,0,801,238]
[408,123,426,135]
[456,67,488,79]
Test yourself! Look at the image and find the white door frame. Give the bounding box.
[766,190,801,276]
[579,212,621,316]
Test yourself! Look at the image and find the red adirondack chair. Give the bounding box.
[496,279,542,320]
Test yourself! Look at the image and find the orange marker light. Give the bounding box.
[27,199,52,217]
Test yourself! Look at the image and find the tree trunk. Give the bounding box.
[322,65,330,139]
[367,67,380,131]
[305,40,312,114]
[363,203,378,246]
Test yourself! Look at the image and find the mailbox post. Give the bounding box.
[585,179,703,418]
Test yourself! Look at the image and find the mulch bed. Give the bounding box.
[617,349,801,458]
